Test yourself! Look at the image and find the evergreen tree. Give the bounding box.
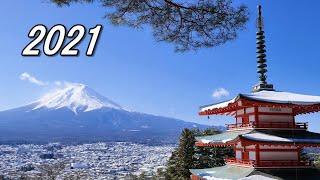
[315,154,320,168]
[152,168,166,180]
[166,128,195,179]
[138,171,147,180]
[165,127,234,179]
[193,127,233,168]
[125,173,138,180]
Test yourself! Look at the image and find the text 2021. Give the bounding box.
[22,24,102,56]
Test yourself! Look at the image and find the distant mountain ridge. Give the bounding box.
[0,84,223,144]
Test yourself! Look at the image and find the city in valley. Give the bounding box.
[0,142,175,179]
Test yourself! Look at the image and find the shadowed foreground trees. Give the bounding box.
[164,127,233,179]
[165,128,195,179]
[193,128,233,168]
[50,0,249,52]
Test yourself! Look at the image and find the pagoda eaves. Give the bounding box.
[199,91,320,116]
[195,130,320,148]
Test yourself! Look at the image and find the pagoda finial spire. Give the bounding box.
[252,5,274,92]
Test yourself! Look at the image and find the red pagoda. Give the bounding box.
[190,5,320,180]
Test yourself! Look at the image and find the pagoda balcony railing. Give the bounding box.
[224,158,255,167]
[226,122,308,130]
[224,158,312,167]
[190,174,206,180]
[257,160,313,167]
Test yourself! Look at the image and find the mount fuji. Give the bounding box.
[0,84,215,144]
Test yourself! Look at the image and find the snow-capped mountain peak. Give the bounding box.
[32,83,125,113]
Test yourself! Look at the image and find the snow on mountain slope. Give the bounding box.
[31,83,126,113]
[0,83,215,143]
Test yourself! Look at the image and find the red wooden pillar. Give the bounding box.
[297,146,301,162]
[254,106,259,127]
[255,144,260,166]
[233,146,237,161]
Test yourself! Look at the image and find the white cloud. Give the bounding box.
[212,88,229,99]
[52,81,83,90]
[19,72,47,86]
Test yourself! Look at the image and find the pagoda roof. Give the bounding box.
[190,165,320,180]
[200,90,320,116]
[242,91,320,105]
[195,130,320,147]
[242,130,320,145]
[195,130,252,146]
[190,165,254,180]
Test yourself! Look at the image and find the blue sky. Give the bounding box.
[0,0,320,131]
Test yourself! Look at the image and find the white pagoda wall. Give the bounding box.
[258,107,294,123]
[249,152,256,160]
[235,144,299,161]
[235,143,257,161]
[246,107,255,114]
[259,145,299,161]
[246,145,256,161]
[258,115,293,123]
[236,107,295,124]
[237,117,242,123]
[258,107,292,113]
[259,145,297,149]
[249,115,255,122]
[237,109,245,115]
[260,151,298,160]
[236,142,242,159]
[236,151,242,159]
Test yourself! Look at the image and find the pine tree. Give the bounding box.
[165,128,195,179]
[152,167,166,180]
[315,154,320,168]
[138,171,147,180]
[165,127,234,179]
[193,127,233,168]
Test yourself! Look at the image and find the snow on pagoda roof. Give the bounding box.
[190,165,320,179]
[200,90,320,112]
[195,130,252,144]
[242,130,320,144]
[242,91,320,105]
[190,165,255,180]
[195,130,320,145]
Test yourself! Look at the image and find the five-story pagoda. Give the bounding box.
[190,5,320,180]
